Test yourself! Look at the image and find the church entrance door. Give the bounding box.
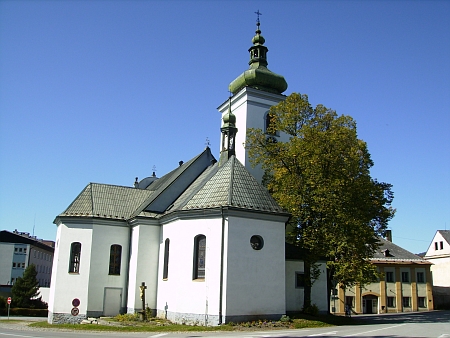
[104,288,122,316]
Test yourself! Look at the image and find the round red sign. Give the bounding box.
[72,298,80,307]
[71,307,79,316]
[7,297,11,304]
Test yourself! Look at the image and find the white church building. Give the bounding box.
[48,21,328,325]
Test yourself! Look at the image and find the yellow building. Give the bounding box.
[331,235,434,315]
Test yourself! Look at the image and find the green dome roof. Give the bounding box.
[229,23,287,95]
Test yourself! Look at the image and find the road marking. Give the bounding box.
[344,323,407,336]
[149,334,168,338]
[308,331,337,336]
[0,333,43,338]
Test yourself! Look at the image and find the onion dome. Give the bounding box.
[229,20,288,95]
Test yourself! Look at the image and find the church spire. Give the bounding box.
[229,12,288,95]
[219,97,238,166]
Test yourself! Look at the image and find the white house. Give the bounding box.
[48,21,329,325]
[424,230,450,309]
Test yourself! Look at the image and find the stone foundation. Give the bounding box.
[48,311,86,324]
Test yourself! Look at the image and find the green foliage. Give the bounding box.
[247,93,395,292]
[0,307,47,316]
[0,296,6,309]
[302,303,319,316]
[11,264,47,309]
[115,313,140,322]
[280,315,291,322]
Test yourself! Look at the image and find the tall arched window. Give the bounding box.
[163,238,170,280]
[109,244,122,275]
[69,242,81,273]
[193,235,206,280]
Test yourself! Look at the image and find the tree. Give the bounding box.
[11,264,46,308]
[247,93,395,309]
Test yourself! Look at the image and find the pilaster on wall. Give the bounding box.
[379,267,386,313]
[411,268,417,311]
[395,268,403,312]
[338,287,345,314]
[355,285,361,314]
[426,268,434,310]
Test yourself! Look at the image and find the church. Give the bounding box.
[47,20,328,325]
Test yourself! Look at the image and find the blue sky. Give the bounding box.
[0,0,449,255]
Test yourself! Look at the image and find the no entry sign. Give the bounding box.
[7,297,11,304]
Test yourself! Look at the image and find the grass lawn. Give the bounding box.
[27,314,355,332]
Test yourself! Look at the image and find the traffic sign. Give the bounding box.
[7,297,11,304]
[71,307,79,316]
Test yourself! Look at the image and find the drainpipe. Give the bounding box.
[218,206,225,324]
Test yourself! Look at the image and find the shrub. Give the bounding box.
[115,313,140,322]
[0,296,6,309]
[280,315,291,322]
[302,303,319,316]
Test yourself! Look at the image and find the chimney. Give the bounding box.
[134,177,139,188]
[385,230,392,242]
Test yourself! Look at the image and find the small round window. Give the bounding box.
[250,235,264,250]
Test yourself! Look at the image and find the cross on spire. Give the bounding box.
[255,10,262,25]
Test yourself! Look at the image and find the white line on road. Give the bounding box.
[148,334,168,338]
[344,323,407,337]
[308,331,337,336]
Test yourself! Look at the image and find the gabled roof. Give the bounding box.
[60,183,152,220]
[371,237,431,265]
[57,149,286,223]
[178,156,285,214]
[438,230,450,244]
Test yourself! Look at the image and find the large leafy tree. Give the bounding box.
[11,264,46,308]
[247,93,395,308]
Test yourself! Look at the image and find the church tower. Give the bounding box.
[218,14,288,183]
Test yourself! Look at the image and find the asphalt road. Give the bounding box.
[0,311,449,338]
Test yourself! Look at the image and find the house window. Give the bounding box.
[69,242,81,273]
[21,263,25,268]
[402,297,411,307]
[387,296,395,308]
[109,245,122,275]
[440,241,444,250]
[193,235,206,280]
[418,297,426,308]
[435,242,438,250]
[295,272,305,288]
[24,248,27,253]
[12,262,16,268]
[417,272,425,283]
[385,271,394,283]
[401,271,409,282]
[163,238,170,280]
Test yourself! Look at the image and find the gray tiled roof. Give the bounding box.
[371,237,430,263]
[438,230,450,244]
[180,156,284,213]
[60,183,152,220]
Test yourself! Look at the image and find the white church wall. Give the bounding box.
[127,222,160,313]
[48,220,93,324]
[285,260,328,313]
[223,214,286,322]
[156,216,223,325]
[85,223,129,317]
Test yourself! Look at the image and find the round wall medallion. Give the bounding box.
[250,235,264,250]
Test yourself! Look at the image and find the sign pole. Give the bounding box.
[7,297,11,319]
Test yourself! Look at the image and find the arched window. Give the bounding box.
[69,242,81,273]
[193,235,206,280]
[163,238,170,280]
[109,244,122,275]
